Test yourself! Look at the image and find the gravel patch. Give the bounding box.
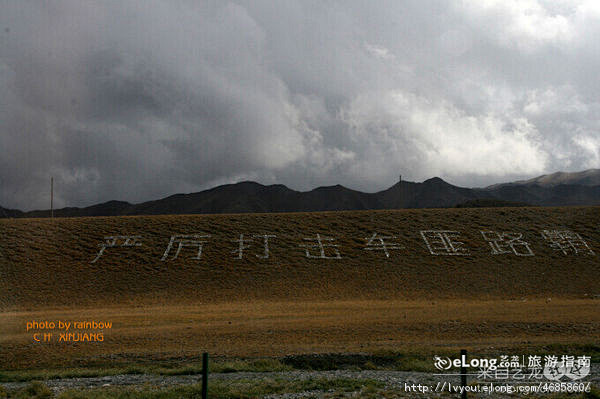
[2,365,598,397]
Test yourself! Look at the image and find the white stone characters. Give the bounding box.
[161,234,211,261]
[481,231,534,256]
[541,230,595,255]
[299,233,342,259]
[88,228,598,261]
[90,235,142,263]
[363,232,404,257]
[420,230,470,255]
[254,234,277,259]
[231,234,252,259]
[231,234,277,259]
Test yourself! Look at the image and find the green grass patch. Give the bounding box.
[0,343,597,383]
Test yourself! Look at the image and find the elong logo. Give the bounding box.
[434,355,498,371]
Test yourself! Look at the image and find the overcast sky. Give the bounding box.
[1,1,599,210]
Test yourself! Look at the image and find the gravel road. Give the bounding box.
[2,366,598,398]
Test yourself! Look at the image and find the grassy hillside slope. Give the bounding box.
[1,207,599,310]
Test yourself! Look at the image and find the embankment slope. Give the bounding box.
[0,207,599,310]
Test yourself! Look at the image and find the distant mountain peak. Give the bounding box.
[487,169,600,189]
[231,181,264,187]
[423,177,447,184]
[312,184,349,191]
[0,206,23,218]
[4,169,600,218]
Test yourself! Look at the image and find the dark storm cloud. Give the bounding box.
[1,0,599,210]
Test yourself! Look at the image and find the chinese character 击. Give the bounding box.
[300,234,341,259]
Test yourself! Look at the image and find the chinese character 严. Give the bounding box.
[90,235,142,263]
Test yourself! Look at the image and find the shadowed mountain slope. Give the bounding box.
[3,170,600,218]
[487,169,600,188]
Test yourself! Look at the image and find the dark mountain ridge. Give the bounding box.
[2,170,600,218]
[487,169,600,188]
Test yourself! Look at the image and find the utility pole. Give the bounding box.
[399,174,402,208]
[51,177,54,219]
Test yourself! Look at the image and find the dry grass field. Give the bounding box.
[0,207,599,371]
[1,299,599,371]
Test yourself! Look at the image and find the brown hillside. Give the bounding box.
[1,207,599,310]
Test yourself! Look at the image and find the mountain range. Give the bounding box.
[2,169,599,218]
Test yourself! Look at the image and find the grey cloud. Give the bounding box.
[0,1,599,210]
